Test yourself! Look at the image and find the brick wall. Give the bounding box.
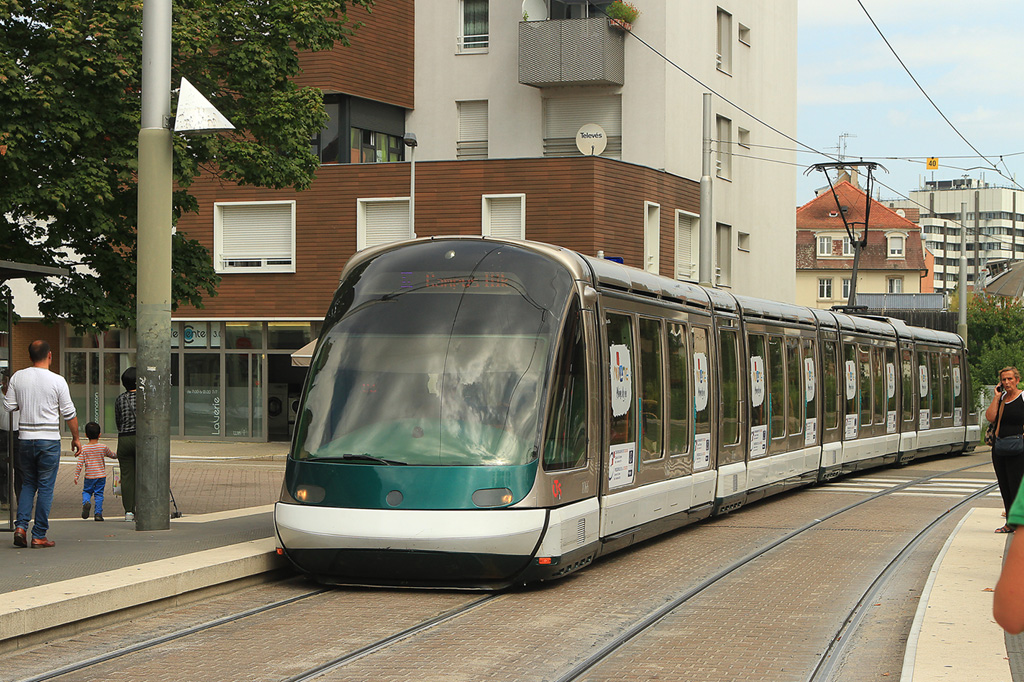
[10,321,61,374]
[175,156,700,320]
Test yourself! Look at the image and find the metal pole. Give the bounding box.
[847,237,862,308]
[136,0,173,530]
[958,202,968,341]
[409,147,416,239]
[698,93,714,287]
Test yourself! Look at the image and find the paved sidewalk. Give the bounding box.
[1,440,291,648]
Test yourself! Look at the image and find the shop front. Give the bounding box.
[64,320,318,442]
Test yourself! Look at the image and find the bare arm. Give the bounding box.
[995,534,1024,633]
[985,391,1003,424]
[66,415,81,454]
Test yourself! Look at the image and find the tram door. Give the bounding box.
[690,325,715,474]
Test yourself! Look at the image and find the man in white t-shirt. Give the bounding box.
[3,340,81,548]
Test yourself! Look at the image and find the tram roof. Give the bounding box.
[734,294,816,325]
[831,311,897,337]
[583,256,712,310]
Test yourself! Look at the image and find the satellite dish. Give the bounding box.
[174,78,235,134]
[576,123,607,156]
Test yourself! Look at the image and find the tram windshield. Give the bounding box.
[294,241,576,466]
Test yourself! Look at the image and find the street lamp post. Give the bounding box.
[404,132,418,238]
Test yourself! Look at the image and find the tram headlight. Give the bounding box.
[472,488,514,508]
[295,484,326,504]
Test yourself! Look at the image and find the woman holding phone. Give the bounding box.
[986,366,1024,533]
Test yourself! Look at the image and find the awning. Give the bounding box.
[291,339,317,367]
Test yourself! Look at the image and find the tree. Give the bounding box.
[966,293,1024,397]
[0,0,373,332]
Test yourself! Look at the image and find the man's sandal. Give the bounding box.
[996,525,1016,534]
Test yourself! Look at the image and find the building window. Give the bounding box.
[213,201,295,274]
[311,95,406,165]
[738,127,750,149]
[842,278,851,300]
[716,223,732,286]
[543,95,622,158]
[716,7,732,73]
[357,198,412,251]
[842,236,854,256]
[817,236,832,257]
[888,277,903,294]
[549,1,613,19]
[737,231,750,251]
[459,0,489,52]
[888,234,905,258]
[676,210,697,280]
[818,278,833,300]
[350,128,405,164]
[457,100,488,160]
[738,22,751,46]
[716,115,732,180]
[482,194,525,239]
[644,202,661,274]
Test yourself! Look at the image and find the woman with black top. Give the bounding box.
[986,366,1024,533]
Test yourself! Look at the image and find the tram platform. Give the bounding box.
[0,439,288,650]
[0,440,1022,679]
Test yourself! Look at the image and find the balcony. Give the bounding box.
[519,18,625,88]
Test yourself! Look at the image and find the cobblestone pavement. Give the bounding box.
[0,452,1001,682]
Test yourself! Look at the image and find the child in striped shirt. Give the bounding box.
[74,422,118,521]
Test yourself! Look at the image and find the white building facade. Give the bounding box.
[409,0,798,301]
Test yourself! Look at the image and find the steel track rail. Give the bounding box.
[18,585,331,682]
[805,480,1000,682]
[553,461,991,682]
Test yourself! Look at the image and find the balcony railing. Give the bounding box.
[519,17,624,88]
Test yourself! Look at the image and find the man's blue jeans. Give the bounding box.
[16,440,62,539]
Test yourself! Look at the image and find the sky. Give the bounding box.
[795,0,1024,207]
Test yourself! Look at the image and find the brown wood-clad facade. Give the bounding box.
[175,156,700,320]
[294,0,414,109]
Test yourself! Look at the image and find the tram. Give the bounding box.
[274,237,979,589]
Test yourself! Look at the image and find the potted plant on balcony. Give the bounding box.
[607,1,639,31]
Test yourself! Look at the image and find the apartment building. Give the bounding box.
[11,1,798,441]
[885,177,1024,294]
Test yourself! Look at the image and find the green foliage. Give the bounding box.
[966,293,1024,395]
[0,0,373,332]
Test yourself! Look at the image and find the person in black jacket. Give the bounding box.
[986,366,1024,533]
[114,367,137,522]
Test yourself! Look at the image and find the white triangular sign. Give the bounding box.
[174,77,235,134]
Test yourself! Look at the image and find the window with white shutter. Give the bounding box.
[357,198,412,251]
[458,100,488,160]
[542,95,621,158]
[675,211,697,281]
[482,194,525,239]
[213,201,296,274]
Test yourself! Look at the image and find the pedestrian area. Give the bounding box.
[0,442,1022,681]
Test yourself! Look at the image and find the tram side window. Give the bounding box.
[822,340,839,431]
[786,337,803,437]
[692,327,712,441]
[607,313,635,445]
[901,349,914,423]
[952,354,963,415]
[885,347,897,418]
[667,323,690,456]
[639,317,664,462]
[918,353,931,415]
[719,329,740,446]
[843,343,857,419]
[872,347,884,427]
[543,301,588,471]
[768,336,786,440]
[931,353,944,418]
[748,334,768,431]
[941,355,953,417]
[859,345,872,426]
[803,338,818,438]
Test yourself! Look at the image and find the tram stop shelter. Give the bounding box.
[1,260,70,534]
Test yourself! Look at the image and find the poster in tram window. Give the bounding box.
[609,344,632,418]
[805,418,817,446]
[919,408,931,431]
[845,360,858,400]
[804,357,816,403]
[694,433,712,470]
[954,406,963,426]
[693,353,710,412]
[887,410,897,433]
[919,365,929,396]
[953,366,962,397]
[750,356,766,408]
[886,363,896,399]
[845,413,859,439]
[750,424,768,457]
[608,442,636,490]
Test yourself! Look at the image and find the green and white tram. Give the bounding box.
[274,237,978,589]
